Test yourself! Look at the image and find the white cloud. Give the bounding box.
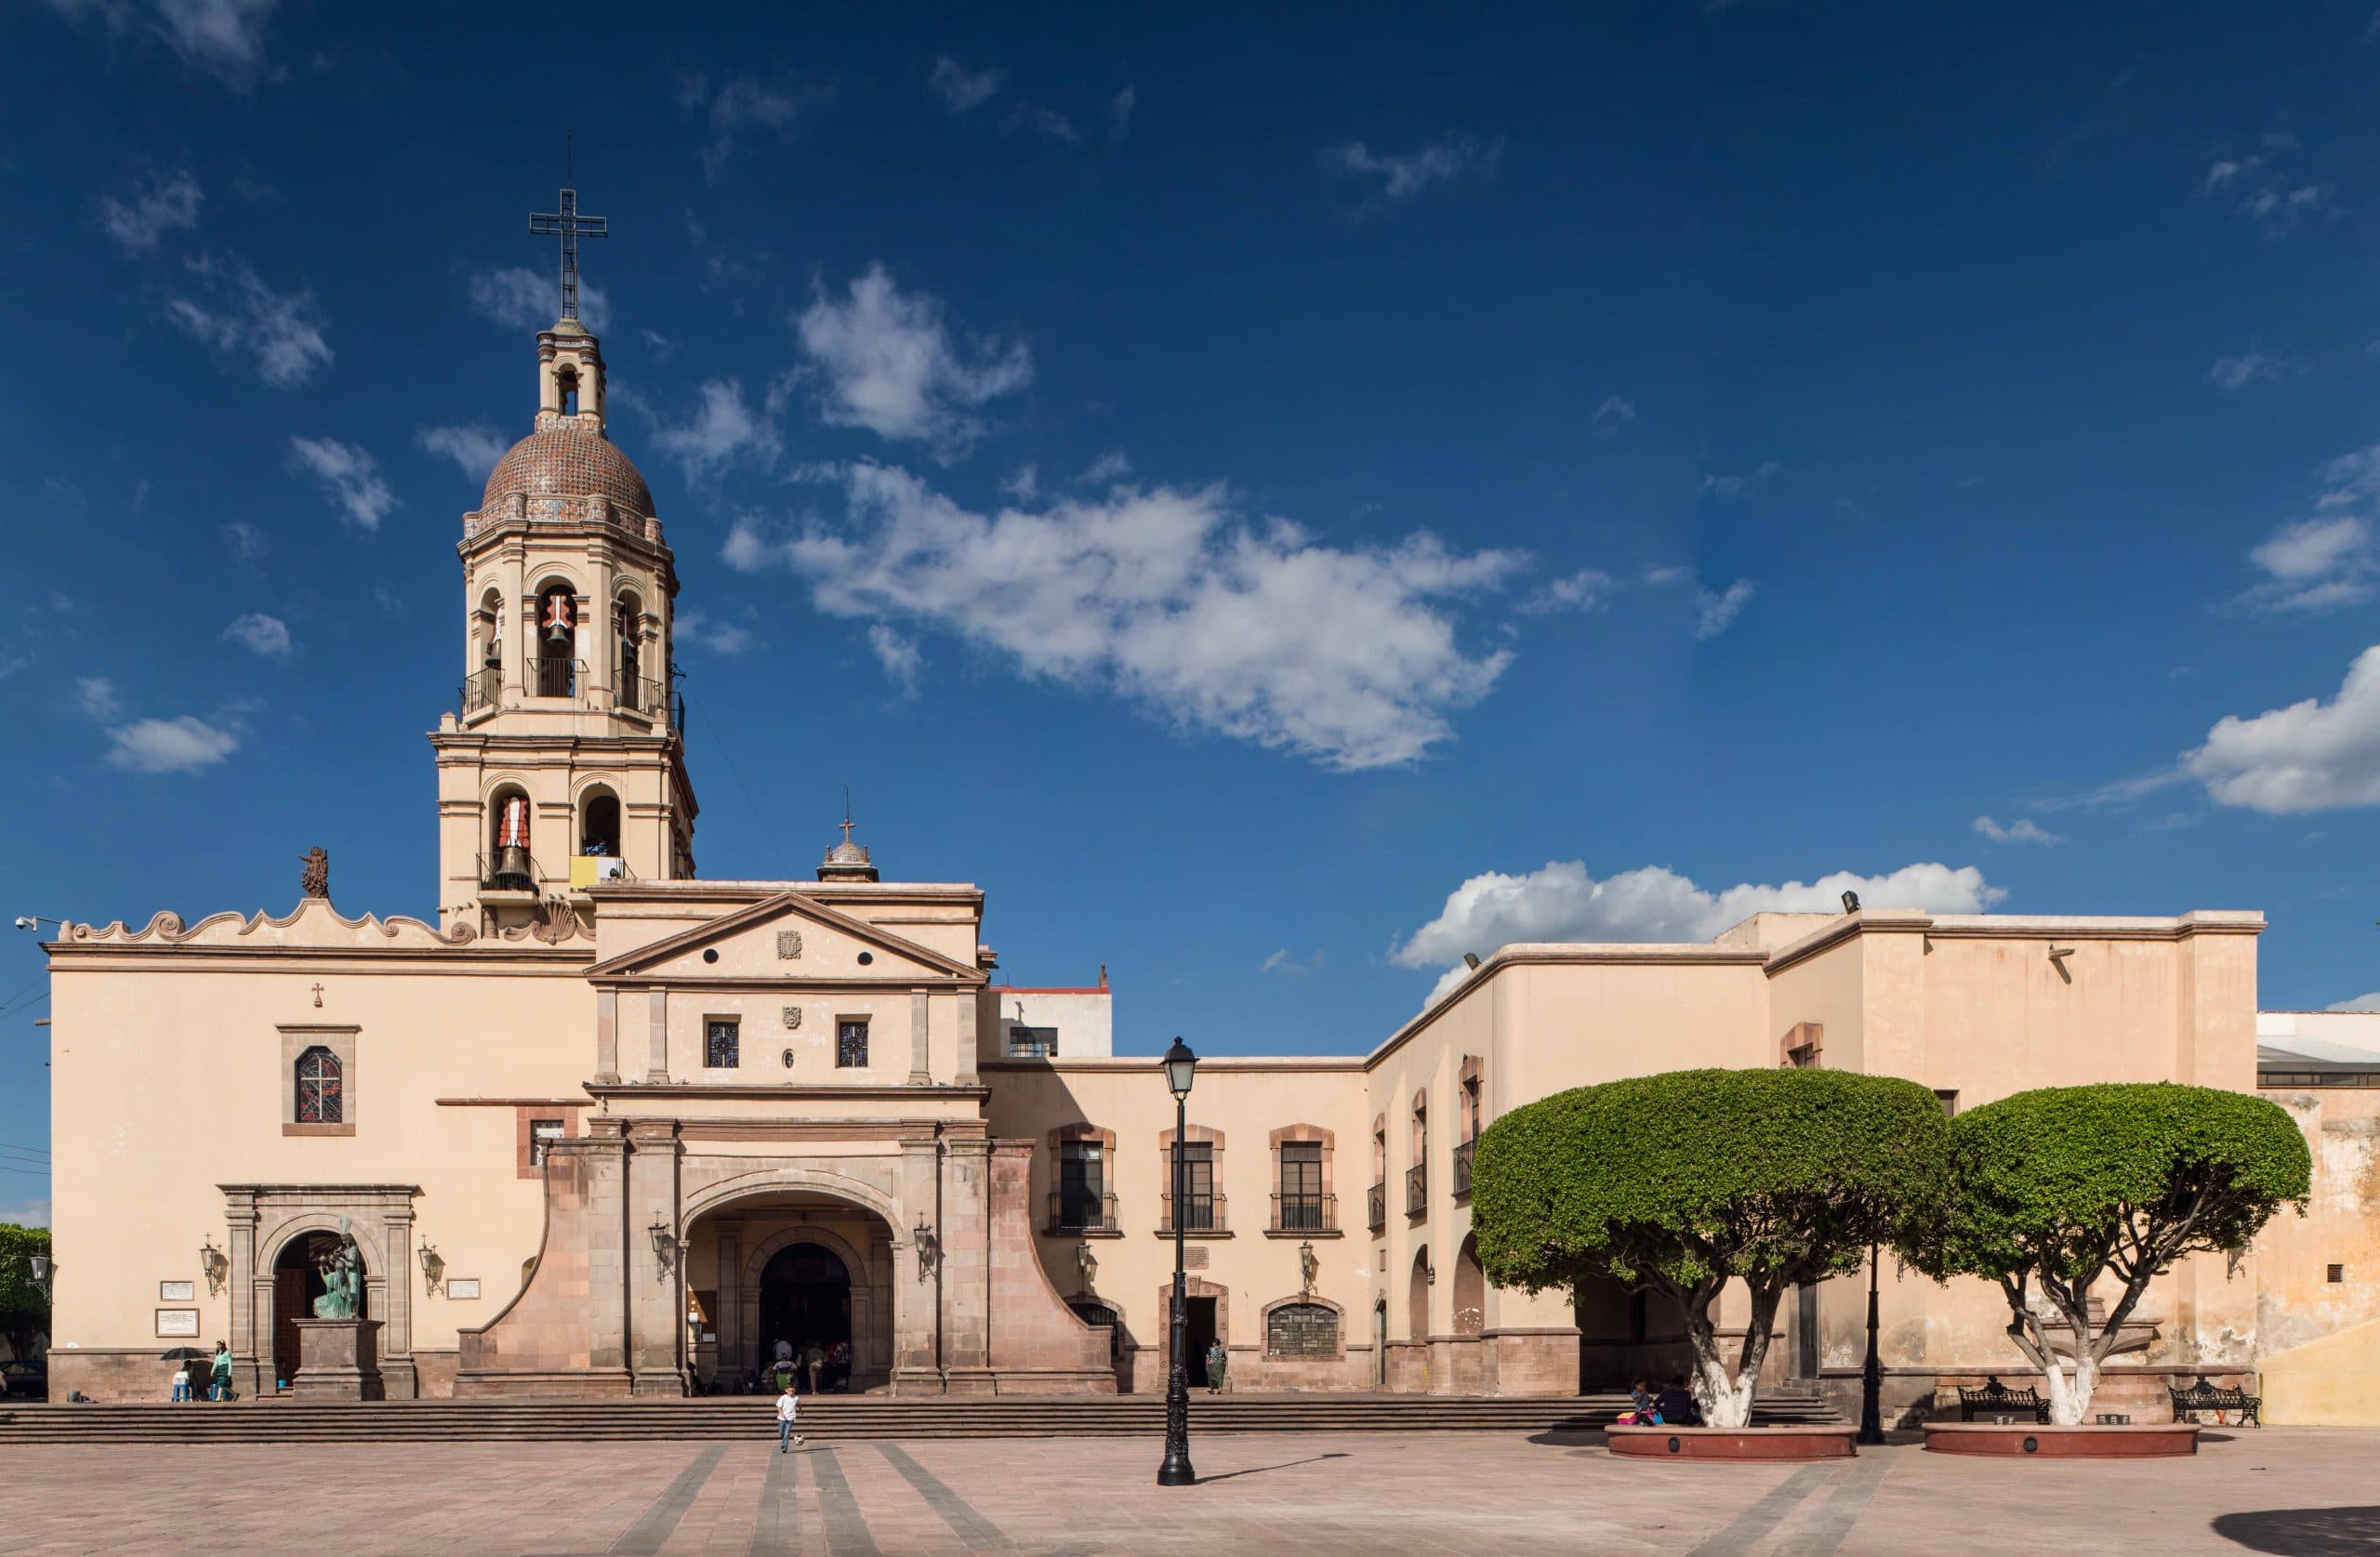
[866,624,921,693]
[286,436,396,533]
[675,69,837,181]
[1592,394,1636,438]
[1000,464,1039,501]
[2201,139,2332,236]
[1701,461,1781,501]
[926,55,1004,112]
[2187,645,2380,812]
[1319,136,1504,215]
[792,265,1032,457]
[2329,992,2380,1012]
[94,167,203,256]
[1972,815,2064,845]
[1393,859,2003,1003]
[2210,350,2309,390]
[727,463,1526,770]
[218,520,268,561]
[0,1200,51,1228]
[76,677,123,720]
[1260,947,1324,977]
[106,714,241,773]
[2240,514,2375,613]
[1079,449,1132,485]
[52,0,279,82]
[674,607,755,654]
[1695,579,1756,639]
[1109,84,1136,139]
[645,378,780,482]
[220,612,291,659]
[465,264,610,334]
[164,252,330,388]
[1520,568,1618,614]
[1003,101,1080,142]
[416,424,509,482]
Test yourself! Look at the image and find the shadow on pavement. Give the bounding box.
[1197,1452,1350,1484]
[2212,1506,2380,1553]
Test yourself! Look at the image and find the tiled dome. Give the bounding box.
[480,423,654,519]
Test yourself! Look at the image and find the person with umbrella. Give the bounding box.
[160,1346,207,1403]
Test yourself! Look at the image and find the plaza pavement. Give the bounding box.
[0,1426,2366,1554]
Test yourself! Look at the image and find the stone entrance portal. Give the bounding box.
[687,1200,893,1393]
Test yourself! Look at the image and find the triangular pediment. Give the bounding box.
[586,891,980,984]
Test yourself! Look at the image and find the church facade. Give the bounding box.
[39,307,2380,1418]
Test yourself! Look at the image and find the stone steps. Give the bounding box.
[0,1392,1843,1444]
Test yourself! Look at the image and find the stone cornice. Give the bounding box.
[44,897,593,964]
[583,1081,990,1102]
[978,1057,1366,1075]
[583,888,983,983]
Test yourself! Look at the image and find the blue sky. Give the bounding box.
[8,1,2380,1214]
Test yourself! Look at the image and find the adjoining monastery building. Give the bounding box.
[40,307,2380,1421]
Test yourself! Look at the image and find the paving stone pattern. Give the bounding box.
[0,1427,2366,1554]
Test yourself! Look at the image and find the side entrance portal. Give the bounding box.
[757,1242,852,1386]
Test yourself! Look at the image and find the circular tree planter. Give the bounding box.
[1922,1422,2198,1458]
[1606,1424,1858,1461]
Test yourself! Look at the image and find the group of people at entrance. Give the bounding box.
[168,1343,235,1403]
[769,1338,847,1395]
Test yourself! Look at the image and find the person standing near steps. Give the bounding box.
[776,1379,804,1452]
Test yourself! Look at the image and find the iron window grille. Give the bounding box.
[1405,1163,1428,1217]
[1452,1138,1477,1198]
[1272,1192,1337,1233]
[1266,1302,1340,1359]
[1367,1181,1387,1232]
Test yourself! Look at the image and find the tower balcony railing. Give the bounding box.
[1047,1190,1119,1234]
[620,675,670,721]
[461,666,500,716]
[1159,1191,1226,1234]
[1271,1192,1337,1234]
[1452,1138,1477,1199]
[1405,1163,1428,1217]
[1367,1181,1387,1232]
[478,851,548,896]
[532,656,586,699]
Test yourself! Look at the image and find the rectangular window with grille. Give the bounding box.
[1059,1142,1104,1227]
[529,1118,564,1167]
[1278,1141,1325,1230]
[705,1018,740,1069]
[837,1018,869,1069]
[1174,1141,1217,1230]
[1008,1024,1059,1058]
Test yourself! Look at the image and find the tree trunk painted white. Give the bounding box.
[1674,1282,1779,1430]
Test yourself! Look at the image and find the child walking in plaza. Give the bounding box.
[776,1379,804,1453]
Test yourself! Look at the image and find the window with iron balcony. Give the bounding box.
[1367,1181,1387,1232]
[1405,1162,1428,1217]
[1273,1141,1334,1233]
[1162,1141,1224,1234]
[1050,1141,1117,1233]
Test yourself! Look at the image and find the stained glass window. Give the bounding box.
[705,1018,740,1069]
[295,1046,342,1124]
[837,1019,868,1069]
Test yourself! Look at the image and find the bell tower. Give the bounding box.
[428,183,698,936]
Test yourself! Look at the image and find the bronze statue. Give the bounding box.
[300,847,330,900]
[311,1220,363,1319]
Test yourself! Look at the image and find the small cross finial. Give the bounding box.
[840,785,855,846]
[528,148,609,324]
[311,983,324,1009]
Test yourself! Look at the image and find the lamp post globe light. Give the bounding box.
[1157,1036,1198,1486]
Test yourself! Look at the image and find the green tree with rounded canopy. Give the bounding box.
[1471,1067,1950,1428]
[0,1224,51,1365]
[1914,1082,2308,1426]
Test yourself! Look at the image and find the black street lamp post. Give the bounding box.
[1157,1036,1199,1486]
[1857,1240,1884,1445]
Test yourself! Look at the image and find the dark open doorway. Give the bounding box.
[1184,1296,1219,1386]
[758,1242,851,1389]
[271,1232,361,1392]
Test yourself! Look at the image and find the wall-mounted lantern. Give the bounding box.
[199,1237,229,1297]
[418,1238,445,1298]
[648,1214,678,1279]
[913,1218,942,1284]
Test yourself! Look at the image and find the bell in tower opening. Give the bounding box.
[493,795,534,892]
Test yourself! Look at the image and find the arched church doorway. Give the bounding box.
[758,1242,851,1390]
[270,1231,364,1392]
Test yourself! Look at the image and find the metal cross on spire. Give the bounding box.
[840,785,856,846]
[528,135,607,324]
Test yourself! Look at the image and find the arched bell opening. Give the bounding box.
[486,785,535,891]
[532,581,579,697]
[578,787,622,862]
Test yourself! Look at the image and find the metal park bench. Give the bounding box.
[1956,1378,2050,1424]
[2168,1379,2261,1427]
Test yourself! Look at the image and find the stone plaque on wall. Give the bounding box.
[1183,1247,1209,1270]
[777,930,803,959]
[782,1006,802,1030]
[447,1278,482,1300]
[156,1308,199,1338]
